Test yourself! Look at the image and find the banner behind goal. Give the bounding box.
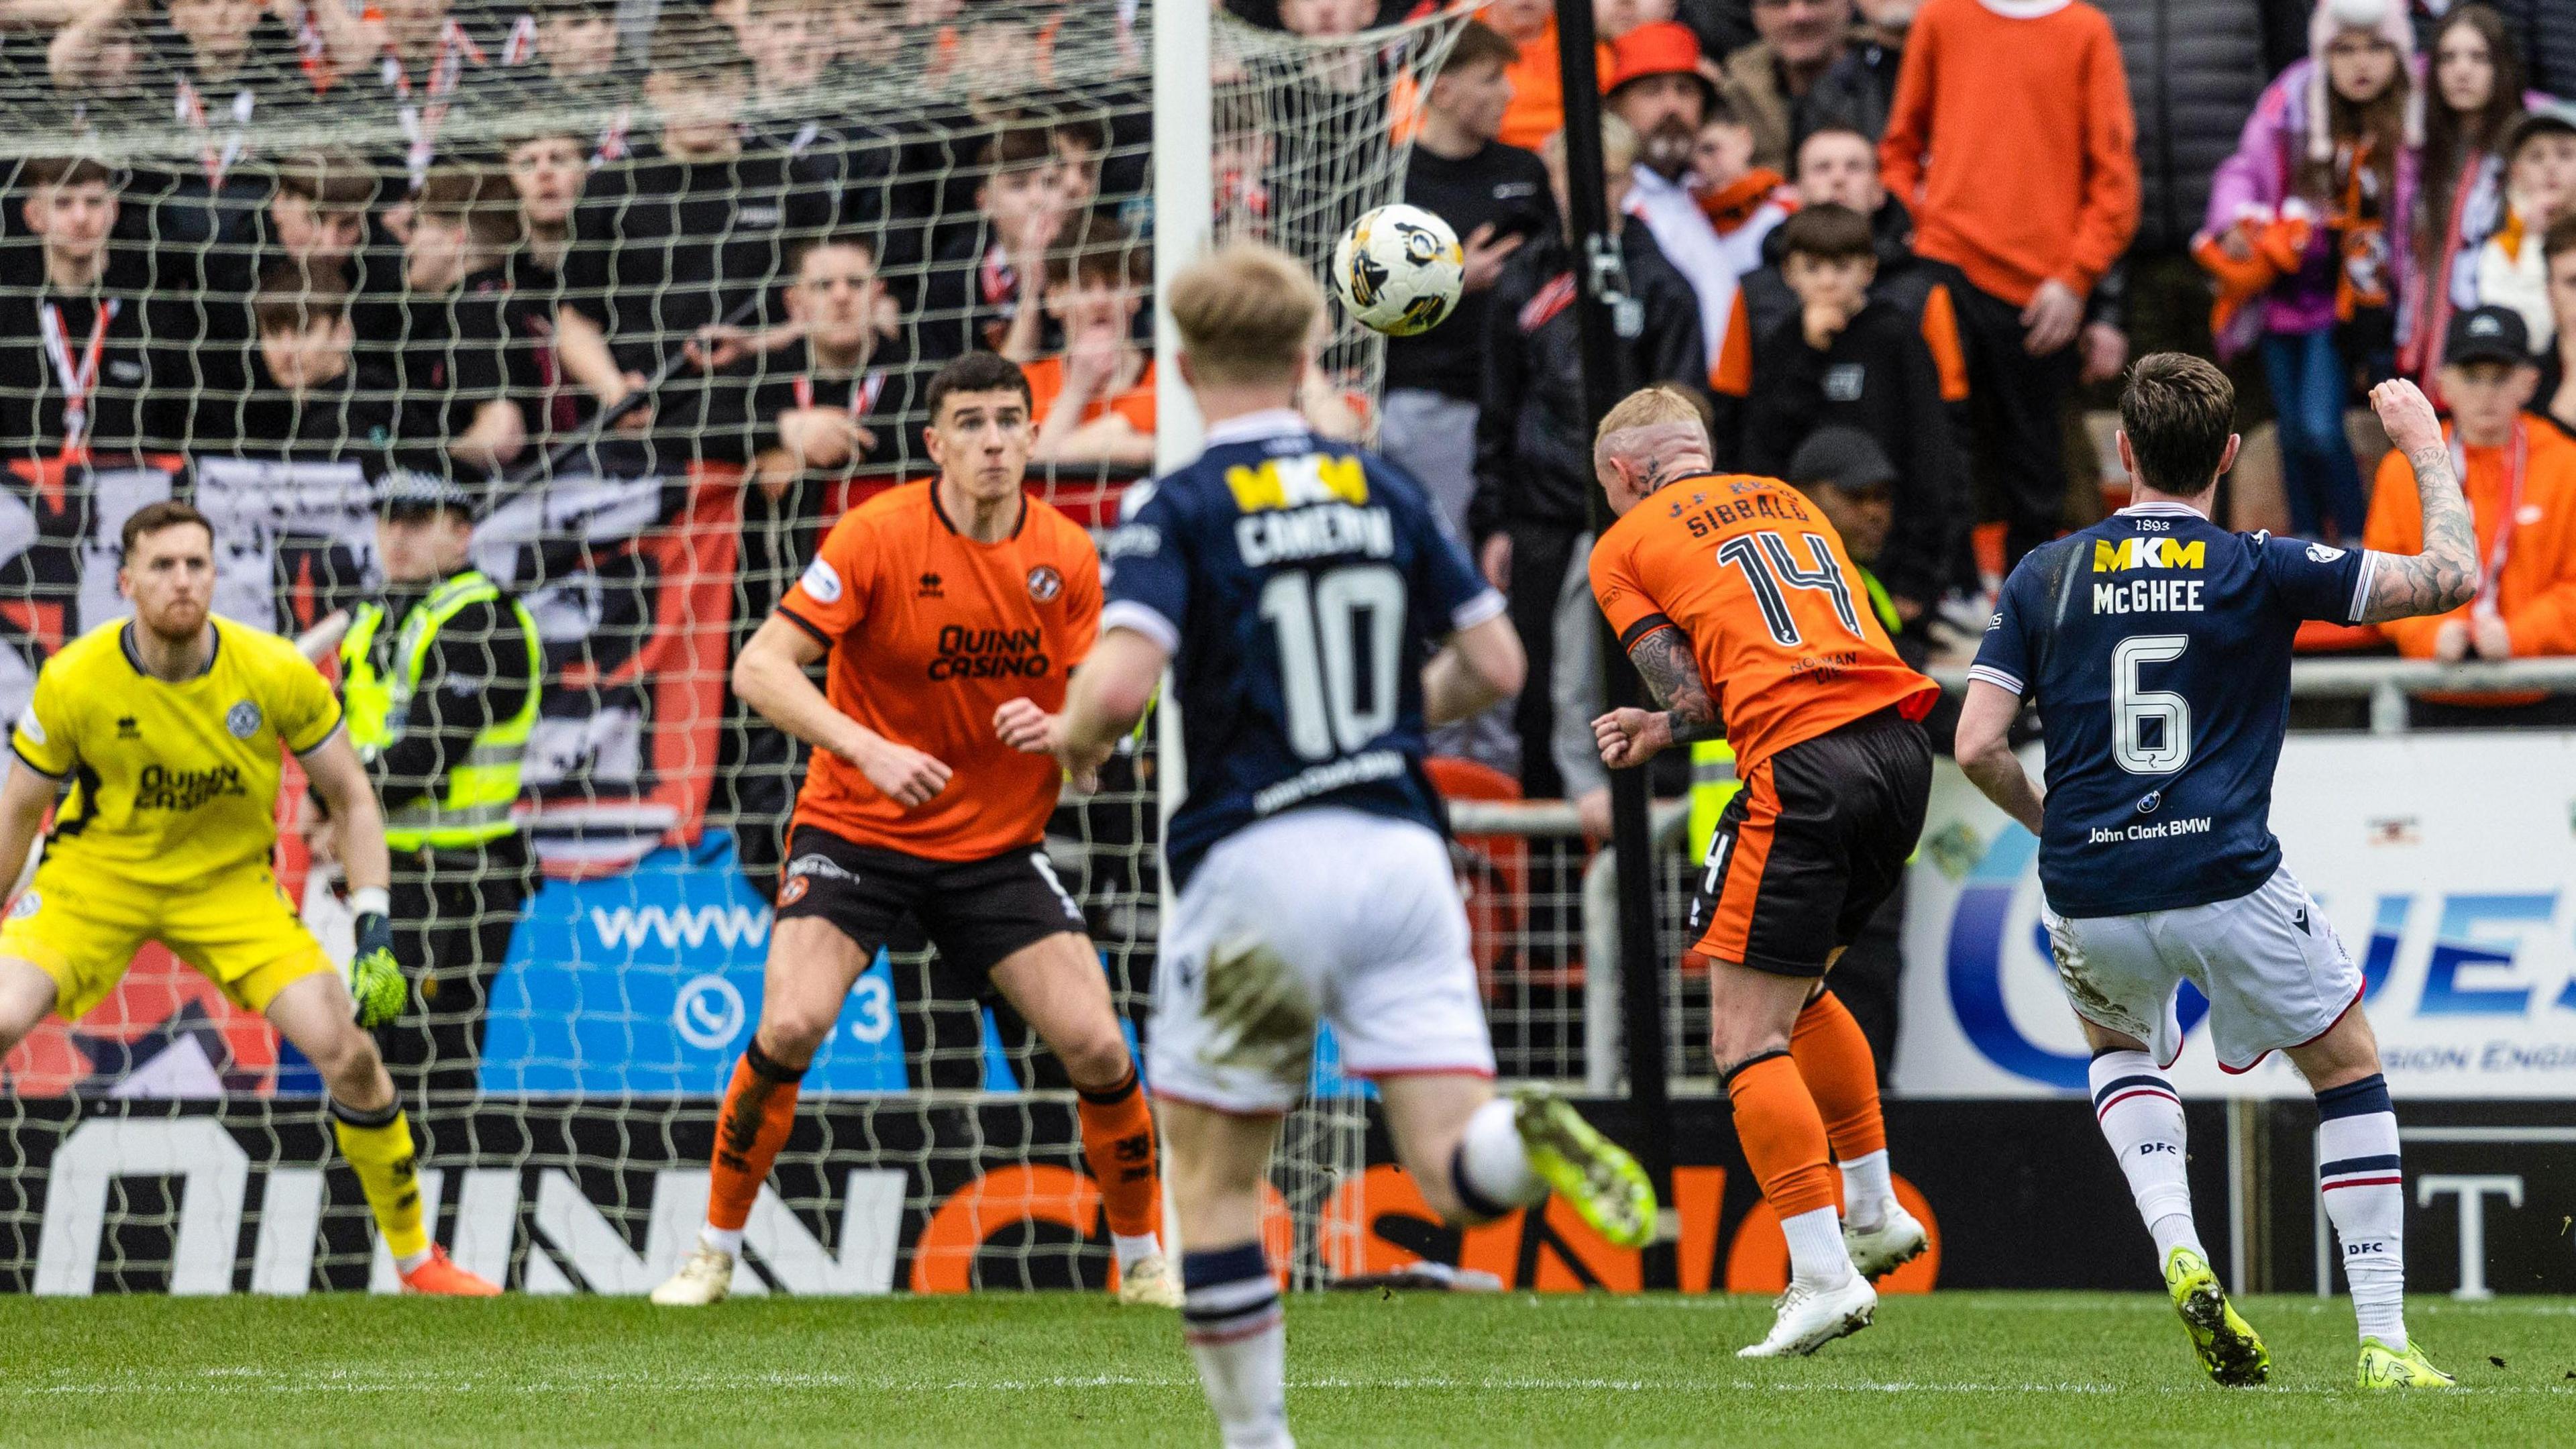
[0,0,1474,1294]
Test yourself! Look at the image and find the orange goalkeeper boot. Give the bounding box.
[400,1244,502,1296]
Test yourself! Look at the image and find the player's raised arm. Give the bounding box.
[2354,379,2481,624]
[733,614,951,808]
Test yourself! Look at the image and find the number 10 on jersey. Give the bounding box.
[1259,565,1405,761]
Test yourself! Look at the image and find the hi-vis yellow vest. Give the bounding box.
[340,571,541,851]
[1688,564,1905,863]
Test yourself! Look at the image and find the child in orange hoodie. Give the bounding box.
[2364,307,2576,686]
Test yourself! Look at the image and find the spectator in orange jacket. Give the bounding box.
[2365,306,2576,676]
[1879,0,2139,568]
[1480,0,1611,152]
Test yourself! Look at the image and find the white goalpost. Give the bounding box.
[1149,1,1477,1291]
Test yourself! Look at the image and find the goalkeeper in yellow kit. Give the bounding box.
[0,501,496,1295]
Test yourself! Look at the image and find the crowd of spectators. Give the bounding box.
[9,0,2576,822]
[1389,0,2576,782]
[0,1,1164,498]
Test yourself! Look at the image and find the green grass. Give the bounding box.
[3,1292,2571,1446]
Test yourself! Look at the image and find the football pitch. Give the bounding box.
[5,1293,2572,1447]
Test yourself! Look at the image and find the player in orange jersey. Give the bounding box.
[1586,385,1938,1357]
[651,352,1178,1308]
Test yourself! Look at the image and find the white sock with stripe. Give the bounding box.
[2088,1051,2205,1269]
[1181,1242,1293,1449]
[2316,1073,2408,1350]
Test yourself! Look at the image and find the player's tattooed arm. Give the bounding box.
[2357,379,2483,623]
[1630,627,1725,743]
[1596,625,1725,769]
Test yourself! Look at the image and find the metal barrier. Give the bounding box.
[1445,798,1693,1093]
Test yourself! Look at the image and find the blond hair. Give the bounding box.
[1168,241,1324,388]
[1595,384,1709,450]
[1541,115,1640,180]
[1592,385,1713,490]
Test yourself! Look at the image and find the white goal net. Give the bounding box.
[0,0,1473,1295]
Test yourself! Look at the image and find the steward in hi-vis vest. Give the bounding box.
[335,469,540,1104]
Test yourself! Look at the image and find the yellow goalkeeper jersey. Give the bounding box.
[11,616,343,889]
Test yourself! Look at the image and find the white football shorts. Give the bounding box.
[2042,864,2363,1074]
[1148,806,1497,1114]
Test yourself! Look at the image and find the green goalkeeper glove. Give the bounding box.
[349,909,405,1029]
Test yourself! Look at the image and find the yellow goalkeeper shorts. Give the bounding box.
[0,855,335,1022]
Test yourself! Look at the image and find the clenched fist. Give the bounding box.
[2370,378,2444,458]
[1593,707,1673,769]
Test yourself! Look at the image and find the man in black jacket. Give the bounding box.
[1805,0,1914,142]
[1388,19,1558,537]
[553,30,837,473]
[1468,116,1703,796]
[1736,203,1962,632]
[2094,0,2269,363]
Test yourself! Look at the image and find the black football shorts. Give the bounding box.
[772,824,1089,978]
[1687,708,1932,978]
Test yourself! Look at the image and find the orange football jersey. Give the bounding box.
[776,482,1101,860]
[1590,472,1935,773]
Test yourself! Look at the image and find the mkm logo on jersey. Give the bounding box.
[2093,537,2206,572]
[1224,453,1368,513]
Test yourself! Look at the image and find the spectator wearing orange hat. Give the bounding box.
[1605,19,1757,370]
[1880,0,2139,568]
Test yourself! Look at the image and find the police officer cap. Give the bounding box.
[377,466,478,519]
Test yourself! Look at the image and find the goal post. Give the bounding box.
[1148,2,1482,1291]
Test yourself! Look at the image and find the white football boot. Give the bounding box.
[1115,1251,1186,1307]
[650,1246,735,1306]
[1736,1273,1878,1358]
[1843,1201,1929,1281]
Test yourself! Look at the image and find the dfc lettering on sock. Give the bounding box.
[2137,1142,2180,1157]
[2343,1240,2388,1256]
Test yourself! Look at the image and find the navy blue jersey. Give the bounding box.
[1099,410,1503,888]
[1968,502,2373,917]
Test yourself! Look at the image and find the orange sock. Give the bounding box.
[1077,1066,1162,1251]
[1790,990,1887,1163]
[1723,1051,1839,1220]
[707,1042,805,1235]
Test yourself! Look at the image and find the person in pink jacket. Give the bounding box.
[2202,0,2421,542]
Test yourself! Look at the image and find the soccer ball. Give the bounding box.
[1331,205,1466,337]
